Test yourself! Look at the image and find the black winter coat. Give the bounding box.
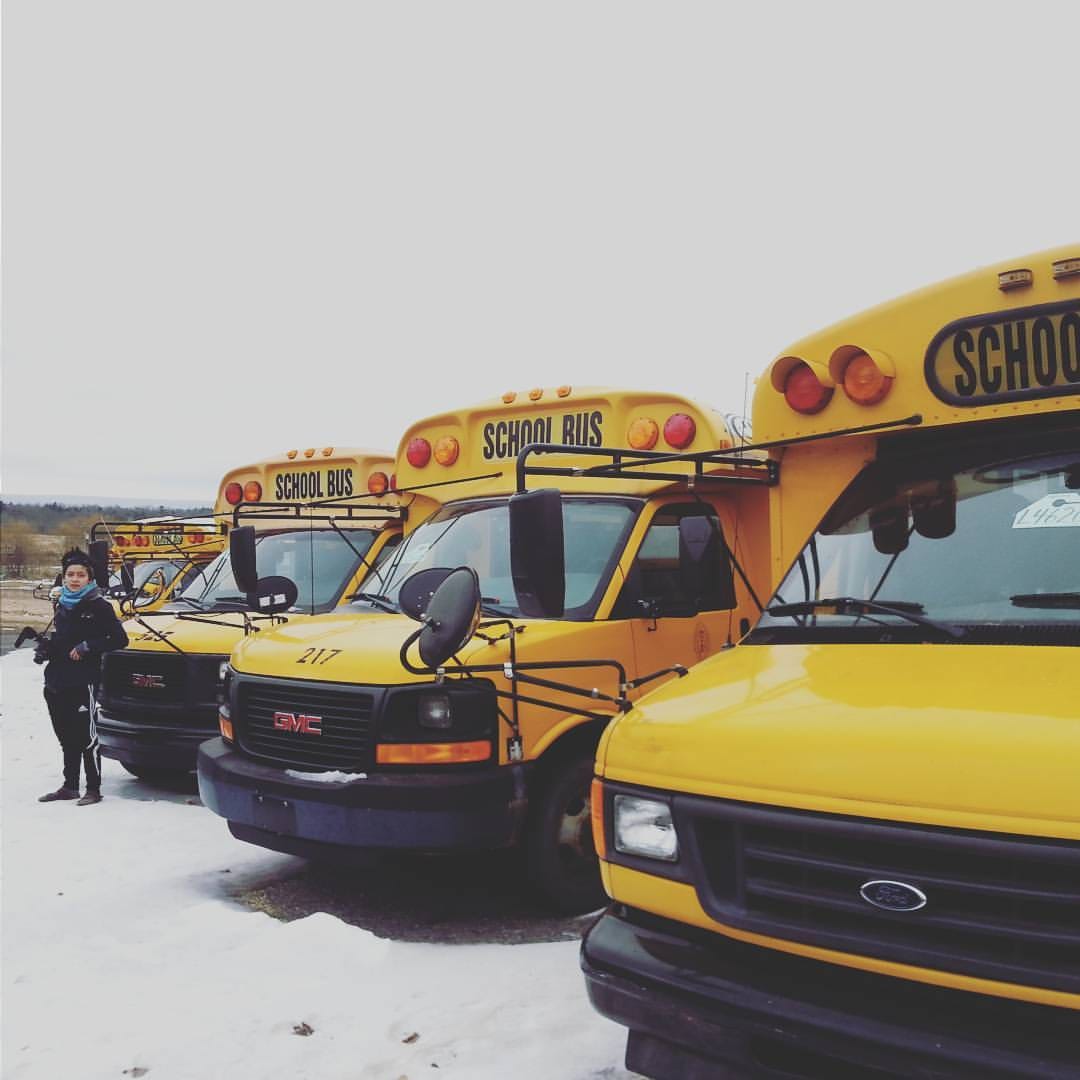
[42,587,129,691]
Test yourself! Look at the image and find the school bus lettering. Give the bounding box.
[274,467,355,501]
[482,410,605,460]
[925,299,1080,405]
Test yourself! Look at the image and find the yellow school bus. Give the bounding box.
[96,449,402,783]
[198,388,778,910]
[583,248,1080,1078]
[91,518,229,615]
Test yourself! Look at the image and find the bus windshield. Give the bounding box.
[182,530,374,613]
[111,559,188,591]
[357,497,640,620]
[757,445,1080,641]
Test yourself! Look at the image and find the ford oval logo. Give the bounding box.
[859,879,927,912]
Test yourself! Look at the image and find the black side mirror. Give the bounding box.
[120,561,135,593]
[398,567,455,620]
[247,575,299,615]
[912,482,957,540]
[416,567,481,667]
[509,489,565,618]
[870,505,909,555]
[229,526,258,594]
[88,540,110,591]
[678,514,715,605]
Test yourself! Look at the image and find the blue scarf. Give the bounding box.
[58,582,99,610]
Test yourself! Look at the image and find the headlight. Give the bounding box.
[613,795,678,862]
[417,692,453,729]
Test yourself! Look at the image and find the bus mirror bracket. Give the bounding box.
[509,489,565,619]
[229,526,259,593]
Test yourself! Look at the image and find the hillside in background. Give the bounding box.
[1,500,214,578]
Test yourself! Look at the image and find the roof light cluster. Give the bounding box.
[626,411,698,450]
[406,435,460,470]
[500,385,573,404]
[774,347,894,416]
[224,480,264,505]
[285,447,336,460]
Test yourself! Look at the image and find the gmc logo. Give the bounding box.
[272,711,323,736]
[132,673,165,689]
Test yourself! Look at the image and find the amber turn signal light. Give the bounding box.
[627,417,659,450]
[434,436,460,466]
[375,741,492,765]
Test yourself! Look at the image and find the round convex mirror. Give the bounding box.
[418,566,481,668]
[398,567,456,621]
[247,575,299,615]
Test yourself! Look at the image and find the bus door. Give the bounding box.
[609,499,739,679]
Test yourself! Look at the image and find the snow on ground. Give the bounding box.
[2,650,636,1079]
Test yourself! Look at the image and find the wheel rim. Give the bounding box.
[554,785,594,874]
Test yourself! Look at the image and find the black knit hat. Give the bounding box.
[61,547,95,580]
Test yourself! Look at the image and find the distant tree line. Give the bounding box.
[0,502,212,578]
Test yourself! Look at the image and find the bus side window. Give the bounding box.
[612,505,735,619]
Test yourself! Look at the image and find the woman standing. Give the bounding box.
[36,548,129,805]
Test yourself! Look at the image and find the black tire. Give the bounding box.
[526,751,606,913]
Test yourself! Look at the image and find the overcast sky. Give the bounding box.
[3,1,1077,502]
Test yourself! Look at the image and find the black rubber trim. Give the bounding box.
[582,907,1080,1079]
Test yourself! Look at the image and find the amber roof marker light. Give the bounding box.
[831,345,895,406]
[998,268,1033,291]
[1051,257,1080,281]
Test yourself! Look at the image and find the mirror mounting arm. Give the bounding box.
[628,664,689,691]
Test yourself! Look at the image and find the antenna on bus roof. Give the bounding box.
[741,372,750,446]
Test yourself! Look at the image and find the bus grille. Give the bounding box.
[236,680,374,771]
[102,651,223,719]
[686,800,1080,994]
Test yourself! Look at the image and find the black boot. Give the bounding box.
[77,790,103,806]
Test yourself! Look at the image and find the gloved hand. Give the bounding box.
[32,635,54,665]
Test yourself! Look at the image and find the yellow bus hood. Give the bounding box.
[121,612,255,654]
[230,611,636,701]
[121,610,348,656]
[601,643,1080,840]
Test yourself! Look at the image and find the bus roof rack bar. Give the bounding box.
[514,443,777,494]
[231,500,407,527]
[89,520,228,542]
[514,414,923,492]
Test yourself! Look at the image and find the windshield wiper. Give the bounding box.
[210,594,253,610]
[351,591,398,613]
[1011,592,1080,609]
[767,597,966,639]
[480,597,517,617]
[172,595,206,611]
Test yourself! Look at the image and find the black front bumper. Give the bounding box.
[582,907,1080,1079]
[197,738,530,860]
[98,705,219,771]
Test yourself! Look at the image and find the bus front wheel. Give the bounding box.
[526,751,606,913]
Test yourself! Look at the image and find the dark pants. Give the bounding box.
[44,685,102,793]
